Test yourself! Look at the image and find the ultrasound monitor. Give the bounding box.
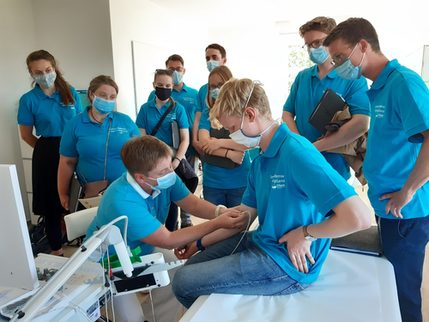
[0,164,39,291]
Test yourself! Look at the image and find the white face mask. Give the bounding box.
[228,81,274,148]
[229,117,276,148]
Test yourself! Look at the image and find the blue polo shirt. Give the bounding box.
[18,85,82,137]
[284,66,370,179]
[199,108,250,188]
[364,59,429,219]
[197,83,209,113]
[148,84,198,156]
[148,83,198,131]
[85,172,190,255]
[60,110,140,183]
[136,98,189,147]
[242,124,356,284]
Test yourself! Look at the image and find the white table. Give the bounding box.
[181,250,401,322]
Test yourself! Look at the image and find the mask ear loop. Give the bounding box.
[239,80,264,133]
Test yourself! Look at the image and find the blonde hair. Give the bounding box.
[121,136,173,175]
[207,66,233,108]
[210,78,271,127]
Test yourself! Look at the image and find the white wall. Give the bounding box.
[0,0,114,219]
[109,0,209,118]
[32,0,114,90]
[0,0,37,217]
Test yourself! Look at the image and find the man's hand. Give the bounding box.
[215,209,249,230]
[175,242,198,259]
[380,189,413,219]
[278,226,315,273]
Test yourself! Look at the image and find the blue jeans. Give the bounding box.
[172,234,307,308]
[202,186,246,208]
[378,215,429,322]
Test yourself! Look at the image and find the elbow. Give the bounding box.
[352,208,372,232]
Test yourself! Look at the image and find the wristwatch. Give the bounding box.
[303,225,317,242]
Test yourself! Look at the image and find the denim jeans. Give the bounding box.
[172,234,307,308]
[378,215,429,322]
[202,186,246,208]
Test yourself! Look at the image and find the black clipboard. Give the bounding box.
[309,89,346,134]
[330,226,382,257]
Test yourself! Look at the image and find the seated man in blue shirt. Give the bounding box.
[172,78,372,309]
[324,18,429,322]
[85,135,247,322]
[282,16,370,180]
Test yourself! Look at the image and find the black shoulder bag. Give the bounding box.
[151,99,198,193]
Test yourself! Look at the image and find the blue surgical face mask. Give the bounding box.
[207,59,221,72]
[92,95,116,114]
[172,71,183,85]
[335,44,366,80]
[210,87,220,100]
[309,46,329,65]
[33,71,56,88]
[150,171,176,190]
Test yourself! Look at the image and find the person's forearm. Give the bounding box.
[57,158,75,196]
[402,132,429,196]
[200,206,256,247]
[166,218,222,249]
[186,197,217,219]
[306,196,371,239]
[314,115,369,152]
[176,138,189,160]
[24,135,38,148]
[216,138,247,151]
[192,112,201,143]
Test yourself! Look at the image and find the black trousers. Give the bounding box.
[32,137,65,251]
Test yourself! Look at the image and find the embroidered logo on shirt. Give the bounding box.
[271,174,286,190]
[110,127,129,134]
[374,105,385,119]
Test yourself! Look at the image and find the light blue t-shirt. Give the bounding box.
[197,83,209,113]
[85,172,190,255]
[199,108,250,189]
[136,98,189,147]
[364,59,429,219]
[284,66,370,179]
[148,84,198,156]
[242,124,356,285]
[148,84,198,132]
[60,110,140,183]
[18,85,82,137]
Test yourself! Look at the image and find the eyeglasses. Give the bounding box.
[242,80,263,110]
[331,43,358,67]
[302,37,326,50]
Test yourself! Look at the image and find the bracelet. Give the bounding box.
[196,239,205,251]
[215,204,227,217]
[174,157,181,162]
[224,149,229,158]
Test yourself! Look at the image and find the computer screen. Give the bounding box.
[0,165,39,290]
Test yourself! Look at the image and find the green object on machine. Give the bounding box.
[102,246,142,268]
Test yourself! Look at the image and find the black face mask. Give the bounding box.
[155,87,172,101]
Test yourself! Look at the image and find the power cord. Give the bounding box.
[230,211,252,255]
